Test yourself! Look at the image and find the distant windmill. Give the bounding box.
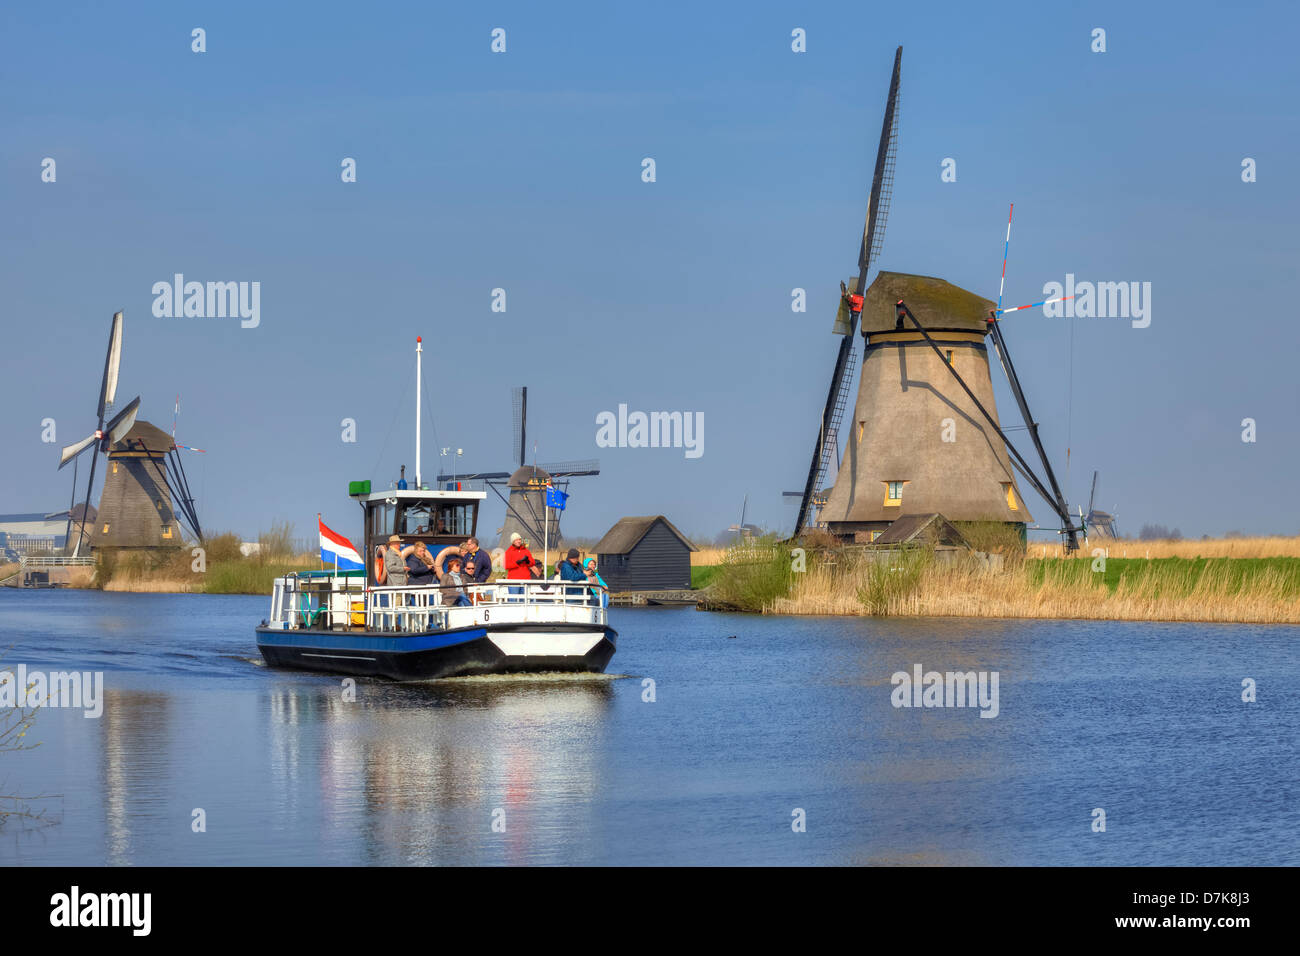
[437,386,599,551]
[728,494,761,539]
[1083,471,1119,540]
[57,311,141,556]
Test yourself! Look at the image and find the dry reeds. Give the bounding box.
[1028,535,1300,560]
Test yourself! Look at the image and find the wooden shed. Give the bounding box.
[592,515,696,591]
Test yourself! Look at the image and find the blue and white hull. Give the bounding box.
[256,574,616,681]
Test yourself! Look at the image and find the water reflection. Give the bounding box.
[265,676,616,864]
[98,689,172,866]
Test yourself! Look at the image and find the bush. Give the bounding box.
[258,521,295,561]
[203,532,243,564]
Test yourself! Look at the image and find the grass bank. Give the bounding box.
[700,538,1300,623]
[94,527,318,595]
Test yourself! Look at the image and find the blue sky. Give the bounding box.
[2,0,1297,543]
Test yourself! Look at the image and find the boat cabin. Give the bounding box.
[349,484,487,585]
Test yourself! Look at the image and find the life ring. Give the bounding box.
[433,545,461,573]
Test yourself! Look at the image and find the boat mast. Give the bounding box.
[415,336,422,489]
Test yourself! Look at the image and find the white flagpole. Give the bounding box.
[415,336,423,489]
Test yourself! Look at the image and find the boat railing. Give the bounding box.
[269,575,607,633]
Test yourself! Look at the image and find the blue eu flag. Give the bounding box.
[546,487,568,510]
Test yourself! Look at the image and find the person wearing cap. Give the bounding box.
[558,548,587,582]
[505,533,535,581]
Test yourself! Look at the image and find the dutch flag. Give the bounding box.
[319,516,364,571]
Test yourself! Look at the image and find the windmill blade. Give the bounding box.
[97,311,124,420]
[794,46,902,537]
[58,433,99,470]
[103,395,141,447]
[511,386,527,469]
[1088,470,1099,515]
[538,459,600,477]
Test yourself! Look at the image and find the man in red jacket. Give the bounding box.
[505,533,536,580]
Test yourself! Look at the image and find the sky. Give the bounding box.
[2,0,1298,544]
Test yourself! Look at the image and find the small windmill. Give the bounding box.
[437,386,599,551]
[57,311,142,556]
[728,494,761,539]
[1083,471,1119,540]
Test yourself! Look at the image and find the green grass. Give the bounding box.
[1027,556,1300,597]
[691,565,722,589]
[201,560,319,594]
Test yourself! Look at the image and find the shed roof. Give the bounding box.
[593,515,697,554]
[872,512,969,547]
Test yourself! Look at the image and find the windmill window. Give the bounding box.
[884,481,905,505]
[857,421,866,443]
[1002,483,1019,511]
[112,462,118,474]
[101,524,110,534]
[161,526,172,538]
[870,531,882,542]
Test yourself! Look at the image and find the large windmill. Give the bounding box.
[437,386,599,552]
[793,46,902,536]
[56,311,204,551]
[795,48,1080,550]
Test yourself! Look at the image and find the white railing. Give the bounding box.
[19,555,96,568]
[268,576,608,633]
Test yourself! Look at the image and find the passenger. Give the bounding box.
[406,541,437,586]
[585,558,608,608]
[505,533,536,580]
[438,555,473,607]
[558,549,587,581]
[462,537,493,584]
[383,535,414,586]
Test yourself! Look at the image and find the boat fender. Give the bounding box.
[433,545,461,573]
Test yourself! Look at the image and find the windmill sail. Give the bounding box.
[98,311,123,419]
[794,46,902,536]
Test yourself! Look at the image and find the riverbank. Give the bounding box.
[700,538,1300,624]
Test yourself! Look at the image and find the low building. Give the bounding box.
[592,515,696,591]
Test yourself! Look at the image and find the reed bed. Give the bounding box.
[1028,535,1300,560]
[708,543,1300,623]
[95,525,320,594]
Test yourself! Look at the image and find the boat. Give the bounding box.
[254,338,616,681]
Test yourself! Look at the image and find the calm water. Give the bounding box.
[1,588,1296,865]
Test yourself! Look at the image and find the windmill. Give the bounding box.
[798,49,1080,550]
[57,311,141,556]
[437,386,599,551]
[1083,471,1119,539]
[793,46,902,536]
[728,494,761,539]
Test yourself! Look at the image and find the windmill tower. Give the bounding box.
[818,273,1031,540]
[795,48,1079,549]
[437,386,599,552]
[94,421,187,548]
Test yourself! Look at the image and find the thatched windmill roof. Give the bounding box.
[858,271,995,334]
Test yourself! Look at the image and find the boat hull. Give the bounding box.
[255,622,617,681]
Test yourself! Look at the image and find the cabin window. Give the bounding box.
[884,481,905,505]
[1003,483,1019,511]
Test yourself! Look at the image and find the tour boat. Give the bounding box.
[254,338,616,681]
